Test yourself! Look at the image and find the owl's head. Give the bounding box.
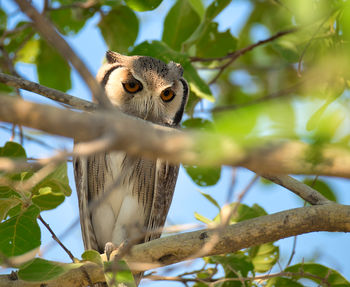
[97,50,189,127]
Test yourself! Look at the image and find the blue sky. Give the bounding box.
[1,0,350,285]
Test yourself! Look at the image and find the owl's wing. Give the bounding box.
[73,154,101,252]
[145,159,179,242]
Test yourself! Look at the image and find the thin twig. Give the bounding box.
[189,28,298,84]
[297,10,338,77]
[0,72,97,111]
[190,28,298,63]
[14,0,112,109]
[38,215,76,262]
[286,236,297,267]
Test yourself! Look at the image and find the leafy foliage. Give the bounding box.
[0,142,71,263]
[1,0,350,285]
[98,5,139,53]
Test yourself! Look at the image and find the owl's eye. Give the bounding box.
[123,80,142,93]
[160,88,175,102]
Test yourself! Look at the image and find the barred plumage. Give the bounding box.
[74,51,188,286]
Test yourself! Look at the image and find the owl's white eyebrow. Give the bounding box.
[101,65,123,87]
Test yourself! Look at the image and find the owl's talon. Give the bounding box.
[105,242,117,261]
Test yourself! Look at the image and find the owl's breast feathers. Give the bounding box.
[74,151,179,253]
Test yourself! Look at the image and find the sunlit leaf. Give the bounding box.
[249,243,279,273]
[194,212,213,225]
[82,250,103,266]
[0,205,40,257]
[32,163,72,197]
[285,263,350,286]
[198,191,220,210]
[162,0,200,51]
[124,0,162,11]
[99,5,138,53]
[36,39,71,92]
[188,0,205,20]
[32,187,65,211]
[18,258,80,281]
[17,39,39,64]
[30,163,71,211]
[104,260,136,287]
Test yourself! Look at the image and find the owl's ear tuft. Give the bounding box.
[168,61,183,77]
[106,50,123,64]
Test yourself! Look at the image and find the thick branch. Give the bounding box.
[0,73,96,111]
[2,96,350,177]
[14,0,112,109]
[0,204,349,286]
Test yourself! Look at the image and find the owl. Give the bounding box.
[73,51,189,286]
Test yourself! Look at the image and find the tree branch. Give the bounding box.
[0,204,349,286]
[1,96,350,177]
[0,73,97,111]
[260,174,331,205]
[14,0,112,109]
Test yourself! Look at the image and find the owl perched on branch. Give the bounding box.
[73,51,189,286]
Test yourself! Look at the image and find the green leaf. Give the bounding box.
[209,253,254,286]
[32,187,65,211]
[272,40,300,63]
[194,211,213,225]
[198,191,221,210]
[204,0,231,21]
[32,163,71,196]
[266,277,304,287]
[285,263,350,286]
[131,41,214,101]
[124,0,162,11]
[183,165,221,187]
[162,0,200,51]
[195,22,237,58]
[0,142,26,158]
[183,0,231,49]
[31,163,71,211]
[98,6,138,53]
[182,117,214,131]
[5,22,34,54]
[18,258,77,281]
[303,179,337,202]
[214,203,267,224]
[0,198,21,221]
[0,8,7,32]
[188,0,205,20]
[104,260,136,287]
[36,39,71,92]
[17,39,39,64]
[249,243,279,273]
[0,205,40,257]
[82,250,103,266]
[49,8,91,36]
